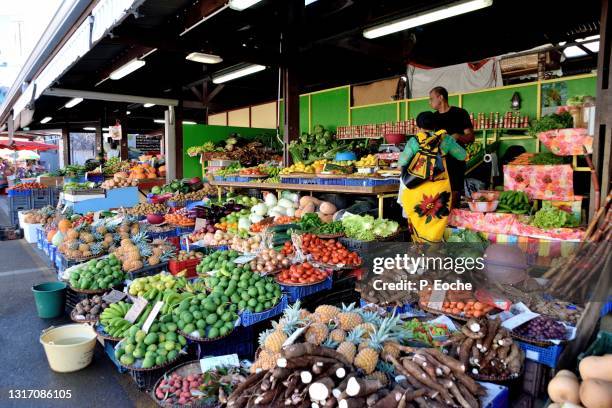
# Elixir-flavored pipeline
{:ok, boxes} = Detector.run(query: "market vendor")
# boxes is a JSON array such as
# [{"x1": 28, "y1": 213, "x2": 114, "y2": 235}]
[
  {"x1": 399, "y1": 111, "x2": 466, "y2": 243},
  {"x1": 429, "y1": 86, "x2": 474, "y2": 203}
]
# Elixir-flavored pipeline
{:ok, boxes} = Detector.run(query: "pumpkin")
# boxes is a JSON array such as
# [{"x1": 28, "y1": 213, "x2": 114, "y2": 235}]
[
  {"x1": 579, "y1": 355, "x2": 612, "y2": 382},
  {"x1": 319, "y1": 201, "x2": 337, "y2": 215},
  {"x1": 52, "y1": 231, "x2": 64, "y2": 247},
  {"x1": 580, "y1": 379, "x2": 612, "y2": 408},
  {"x1": 58, "y1": 219, "x2": 72, "y2": 234},
  {"x1": 548, "y1": 370, "x2": 580, "y2": 404},
  {"x1": 158, "y1": 165, "x2": 166, "y2": 175},
  {"x1": 47, "y1": 229, "x2": 57, "y2": 243}
]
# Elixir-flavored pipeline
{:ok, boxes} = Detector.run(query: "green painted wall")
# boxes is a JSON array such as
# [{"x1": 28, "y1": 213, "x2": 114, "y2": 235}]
[
  {"x1": 310, "y1": 87, "x2": 350, "y2": 131},
  {"x1": 462, "y1": 84, "x2": 538, "y2": 119},
  {"x1": 351, "y1": 103, "x2": 397, "y2": 125},
  {"x1": 408, "y1": 99, "x2": 432, "y2": 119},
  {"x1": 566, "y1": 76, "x2": 597, "y2": 98},
  {"x1": 299, "y1": 95, "x2": 310, "y2": 134},
  {"x1": 182, "y1": 125, "x2": 275, "y2": 178}
]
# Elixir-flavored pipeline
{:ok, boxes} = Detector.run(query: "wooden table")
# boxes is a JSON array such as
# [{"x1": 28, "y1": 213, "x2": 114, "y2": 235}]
[{"x1": 210, "y1": 180, "x2": 399, "y2": 218}]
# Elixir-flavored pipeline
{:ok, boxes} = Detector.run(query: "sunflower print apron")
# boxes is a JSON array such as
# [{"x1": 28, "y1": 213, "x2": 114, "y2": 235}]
[{"x1": 400, "y1": 132, "x2": 452, "y2": 243}]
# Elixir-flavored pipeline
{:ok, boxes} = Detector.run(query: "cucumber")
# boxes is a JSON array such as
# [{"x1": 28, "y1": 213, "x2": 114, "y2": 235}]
[{"x1": 268, "y1": 223, "x2": 300, "y2": 233}]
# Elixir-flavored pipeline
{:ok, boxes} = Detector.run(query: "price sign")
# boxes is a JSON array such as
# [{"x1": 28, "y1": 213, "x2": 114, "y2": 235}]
[
  {"x1": 102, "y1": 289, "x2": 126, "y2": 304},
  {"x1": 124, "y1": 297, "x2": 148, "y2": 323},
  {"x1": 200, "y1": 354, "x2": 240, "y2": 372},
  {"x1": 194, "y1": 218, "x2": 207, "y2": 231},
  {"x1": 427, "y1": 289, "x2": 447, "y2": 311},
  {"x1": 233, "y1": 254, "x2": 256, "y2": 264},
  {"x1": 142, "y1": 301, "x2": 164, "y2": 333}
]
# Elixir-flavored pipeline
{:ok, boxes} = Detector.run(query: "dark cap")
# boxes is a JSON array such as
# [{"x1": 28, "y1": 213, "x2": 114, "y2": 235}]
[{"x1": 416, "y1": 111, "x2": 436, "y2": 130}]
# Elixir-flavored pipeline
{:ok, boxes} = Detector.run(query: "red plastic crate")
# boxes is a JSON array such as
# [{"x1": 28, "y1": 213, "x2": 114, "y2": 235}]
[{"x1": 168, "y1": 258, "x2": 200, "y2": 278}]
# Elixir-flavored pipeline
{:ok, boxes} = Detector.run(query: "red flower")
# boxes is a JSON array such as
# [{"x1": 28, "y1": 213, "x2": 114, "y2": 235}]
[{"x1": 414, "y1": 191, "x2": 451, "y2": 223}]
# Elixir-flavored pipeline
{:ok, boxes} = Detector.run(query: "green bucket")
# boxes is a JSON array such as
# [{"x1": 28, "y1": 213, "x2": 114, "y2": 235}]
[{"x1": 32, "y1": 282, "x2": 67, "y2": 318}]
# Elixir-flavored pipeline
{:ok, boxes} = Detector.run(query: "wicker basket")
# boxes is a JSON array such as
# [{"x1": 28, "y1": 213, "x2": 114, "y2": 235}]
[
  {"x1": 178, "y1": 327, "x2": 236, "y2": 343},
  {"x1": 70, "y1": 308, "x2": 99, "y2": 324},
  {"x1": 150, "y1": 361, "x2": 224, "y2": 408},
  {"x1": 510, "y1": 331, "x2": 569, "y2": 348},
  {"x1": 500, "y1": 54, "x2": 539, "y2": 73}
]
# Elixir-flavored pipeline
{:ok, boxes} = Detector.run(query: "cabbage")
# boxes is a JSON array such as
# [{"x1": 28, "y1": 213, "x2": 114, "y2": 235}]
[
  {"x1": 341, "y1": 214, "x2": 398, "y2": 241},
  {"x1": 249, "y1": 213, "x2": 264, "y2": 224},
  {"x1": 264, "y1": 192, "x2": 277, "y2": 207},
  {"x1": 270, "y1": 206, "x2": 287, "y2": 216},
  {"x1": 277, "y1": 198, "x2": 294, "y2": 209},
  {"x1": 285, "y1": 207, "x2": 296, "y2": 217},
  {"x1": 251, "y1": 203, "x2": 268, "y2": 216},
  {"x1": 238, "y1": 217, "x2": 251, "y2": 230}
]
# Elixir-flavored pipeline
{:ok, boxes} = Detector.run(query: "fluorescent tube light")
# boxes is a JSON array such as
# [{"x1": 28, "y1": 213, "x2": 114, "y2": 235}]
[
  {"x1": 109, "y1": 58, "x2": 146, "y2": 80},
  {"x1": 83, "y1": 127, "x2": 96, "y2": 131},
  {"x1": 228, "y1": 0, "x2": 263, "y2": 11},
  {"x1": 212, "y1": 64, "x2": 266, "y2": 84},
  {"x1": 126, "y1": 111, "x2": 131, "y2": 115},
  {"x1": 143, "y1": 103, "x2": 155, "y2": 108},
  {"x1": 186, "y1": 52, "x2": 223, "y2": 64},
  {"x1": 40, "y1": 117, "x2": 52, "y2": 124},
  {"x1": 102, "y1": 127, "x2": 109, "y2": 131},
  {"x1": 363, "y1": 0, "x2": 493, "y2": 39},
  {"x1": 65, "y1": 98, "x2": 83, "y2": 108},
  {"x1": 154, "y1": 119, "x2": 165, "y2": 124},
  {"x1": 183, "y1": 121, "x2": 197, "y2": 125}
]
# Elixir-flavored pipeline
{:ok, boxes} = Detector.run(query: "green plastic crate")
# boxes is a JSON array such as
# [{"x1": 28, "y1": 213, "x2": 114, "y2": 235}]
[{"x1": 578, "y1": 331, "x2": 612, "y2": 362}]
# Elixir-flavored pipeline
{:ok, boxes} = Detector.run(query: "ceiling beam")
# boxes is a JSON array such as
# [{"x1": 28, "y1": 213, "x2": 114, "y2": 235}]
[
  {"x1": 206, "y1": 84, "x2": 225, "y2": 103},
  {"x1": 44, "y1": 88, "x2": 179, "y2": 106},
  {"x1": 181, "y1": 0, "x2": 228, "y2": 36}
]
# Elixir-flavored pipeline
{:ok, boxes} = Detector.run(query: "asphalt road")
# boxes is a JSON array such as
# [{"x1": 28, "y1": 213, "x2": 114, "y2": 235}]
[{"x1": 0, "y1": 201, "x2": 154, "y2": 408}]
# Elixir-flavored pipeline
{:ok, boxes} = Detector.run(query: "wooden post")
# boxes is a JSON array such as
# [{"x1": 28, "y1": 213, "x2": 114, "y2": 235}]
[
  {"x1": 95, "y1": 120, "x2": 103, "y2": 154},
  {"x1": 175, "y1": 100, "x2": 184, "y2": 179},
  {"x1": 281, "y1": 0, "x2": 304, "y2": 165},
  {"x1": 119, "y1": 113, "x2": 129, "y2": 160},
  {"x1": 61, "y1": 126, "x2": 70, "y2": 166},
  {"x1": 590, "y1": 0, "x2": 611, "y2": 218}
]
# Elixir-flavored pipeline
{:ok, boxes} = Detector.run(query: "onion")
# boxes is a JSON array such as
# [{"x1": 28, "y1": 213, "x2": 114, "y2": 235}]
[
  {"x1": 281, "y1": 259, "x2": 290, "y2": 267},
  {"x1": 257, "y1": 264, "x2": 264, "y2": 272},
  {"x1": 262, "y1": 254, "x2": 270, "y2": 262},
  {"x1": 265, "y1": 265, "x2": 274, "y2": 273},
  {"x1": 276, "y1": 253, "x2": 284, "y2": 262}
]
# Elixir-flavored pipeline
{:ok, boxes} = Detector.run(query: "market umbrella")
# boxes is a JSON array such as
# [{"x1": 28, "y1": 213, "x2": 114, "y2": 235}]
[
  {"x1": 0, "y1": 149, "x2": 15, "y2": 159},
  {"x1": 17, "y1": 150, "x2": 40, "y2": 160}
]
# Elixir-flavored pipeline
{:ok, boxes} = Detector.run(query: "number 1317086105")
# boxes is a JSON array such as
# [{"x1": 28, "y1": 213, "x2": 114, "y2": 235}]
[{"x1": 8, "y1": 389, "x2": 72, "y2": 399}]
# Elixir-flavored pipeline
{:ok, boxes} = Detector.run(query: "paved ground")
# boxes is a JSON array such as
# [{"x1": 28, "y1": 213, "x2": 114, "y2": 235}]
[{"x1": 0, "y1": 199, "x2": 154, "y2": 408}]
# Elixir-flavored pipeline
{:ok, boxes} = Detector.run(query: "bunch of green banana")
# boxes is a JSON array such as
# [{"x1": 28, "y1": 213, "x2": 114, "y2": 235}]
[
  {"x1": 99, "y1": 301, "x2": 133, "y2": 338},
  {"x1": 498, "y1": 190, "x2": 533, "y2": 214},
  {"x1": 161, "y1": 291, "x2": 193, "y2": 314},
  {"x1": 183, "y1": 280, "x2": 207, "y2": 294}
]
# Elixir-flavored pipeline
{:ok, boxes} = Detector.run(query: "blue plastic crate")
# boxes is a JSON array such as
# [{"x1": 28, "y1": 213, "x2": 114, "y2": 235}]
[
  {"x1": 175, "y1": 226, "x2": 194, "y2": 235},
  {"x1": 235, "y1": 176, "x2": 249, "y2": 182},
  {"x1": 280, "y1": 177, "x2": 300, "y2": 184},
  {"x1": 299, "y1": 177, "x2": 319, "y2": 185},
  {"x1": 48, "y1": 244, "x2": 57, "y2": 264},
  {"x1": 42, "y1": 241, "x2": 51, "y2": 257},
  {"x1": 7, "y1": 189, "x2": 32, "y2": 197},
  {"x1": 213, "y1": 175, "x2": 225, "y2": 182},
  {"x1": 103, "y1": 339, "x2": 128, "y2": 373},
  {"x1": 480, "y1": 382, "x2": 509, "y2": 408},
  {"x1": 36, "y1": 228, "x2": 45, "y2": 249},
  {"x1": 9, "y1": 194, "x2": 32, "y2": 210},
  {"x1": 517, "y1": 340, "x2": 564, "y2": 368},
  {"x1": 318, "y1": 178, "x2": 345, "y2": 186},
  {"x1": 86, "y1": 173, "x2": 105, "y2": 183},
  {"x1": 190, "y1": 326, "x2": 255, "y2": 360},
  {"x1": 359, "y1": 299, "x2": 424, "y2": 316},
  {"x1": 601, "y1": 296, "x2": 612, "y2": 317},
  {"x1": 281, "y1": 276, "x2": 333, "y2": 302},
  {"x1": 240, "y1": 295, "x2": 288, "y2": 326},
  {"x1": 345, "y1": 178, "x2": 373, "y2": 187},
  {"x1": 148, "y1": 229, "x2": 178, "y2": 240}
]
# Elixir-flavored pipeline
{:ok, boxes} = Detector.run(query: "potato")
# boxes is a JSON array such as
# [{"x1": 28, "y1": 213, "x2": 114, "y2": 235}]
[
  {"x1": 548, "y1": 371, "x2": 581, "y2": 404},
  {"x1": 580, "y1": 379, "x2": 612, "y2": 408}
]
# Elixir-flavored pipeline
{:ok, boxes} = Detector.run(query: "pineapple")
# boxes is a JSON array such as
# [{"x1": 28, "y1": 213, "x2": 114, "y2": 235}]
[
  {"x1": 336, "y1": 327, "x2": 364, "y2": 363},
  {"x1": 353, "y1": 315, "x2": 400, "y2": 374},
  {"x1": 367, "y1": 371, "x2": 389, "y2": 386},
  {"x1": 329, "y1": 328, "x2": 347, "y2": 343},
  {"x1": 337, "y1": 303, "x2": 363, "y2": 331},
  {"x1": 275, "y1": 301, "x2": 305, "y2": 334},
  {"x1": 78, "y1": 243, "x2": 90, "y2": 253},
  {"x1": 355, "y1": 310, "x2": 383, "y2": 338},
  {"x1": 314, "y1": 305, "x2": 340, "y2": 323},
  {"x1": 80, "y1": 232, "x2": 94, "y2": 243},
  {"x1": 137, "y1": 242, "x2": 153, "y2": 258},
  {"x1": 67, "y1": 229, "x2": 79, "y2": 240},
  {"x1": 322, "y1": 337, "x2": 338, "y2": 349},
  {"x1": 90, "y1": 242, "x2": 103, "y2": 256},
  {"x1": 95, "y1": 225, "x2": 108, "y2": 235},
  {"x1": 381, "y1": 341, "x2": 401, "y2": 360},
  {"x1": 305, "y1": 323, "x2": 329, "y2": 345},
  {"x1": 159, "y1": 249, "x2": 175, "y2": 263},
  {"x1": 250, "y1": 349, "x2": 279, "y2": 373},
  {"x1": 260, "y1": 328, "x2": 287, "y2": 353},
  {"x1": 148, "y1": 255, "x2": 160, "y2": 266}
]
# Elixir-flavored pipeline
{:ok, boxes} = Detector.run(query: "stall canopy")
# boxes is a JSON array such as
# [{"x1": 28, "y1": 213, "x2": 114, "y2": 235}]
[{"x1": 0, "y1": 139, "x2": 58, "y2": 151}]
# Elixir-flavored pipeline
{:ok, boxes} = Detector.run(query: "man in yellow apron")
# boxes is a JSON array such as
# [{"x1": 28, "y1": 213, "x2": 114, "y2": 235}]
[{"x1": 399, "y1": 112, "x2": 466, "y2": 243}]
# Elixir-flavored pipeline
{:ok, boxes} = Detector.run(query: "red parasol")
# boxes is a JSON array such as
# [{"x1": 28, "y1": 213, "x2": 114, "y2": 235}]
[{"x1": 0, "y1": 140, "x2": 58, "y2": 151}]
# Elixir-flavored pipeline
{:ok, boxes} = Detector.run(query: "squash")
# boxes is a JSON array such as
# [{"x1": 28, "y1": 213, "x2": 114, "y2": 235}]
[
  {"x1": 319, "y1": 201, "x2": 337, "y2": 215},
  {"x1": 299, "y1": 196, "x2": 315, "y2": 207},
  {"x1": 317, "y1": 212, "x2": 333, "y2": 223},
  {"x1": 548, "y1": 371, "x2": 581, "y2": 404},
  {"x1": 58, "y1": 219, "x2": 72, "y2": 234},
  {"x1": 301, "y1": 202, "x2": 316, "y2": 214},
  {"x1": 47, "y1": 229, "x2": 57, "y2": 243},
  {"x1": 579, "y1": 355, "x2": 612, "y2": 381},
  {"x1": 580, "y1": 379, "x2": 612, "y2": 408}
]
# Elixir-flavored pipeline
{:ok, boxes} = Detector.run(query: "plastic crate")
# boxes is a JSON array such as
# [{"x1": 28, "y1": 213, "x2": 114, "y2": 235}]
[
  {"x1": 239, "y1": 295, "x2": 288, "y2": 326},
  {"x1": 147, "y1": 229, "x2": 178, "y2": 241},
  {"x1": 600, "y1": 296, "x2": 612, "y2": 317},
  {"x1": 126, "y1": 262, "x2": 168, "y2": 280},
  {"x1": 578, "y1": 331, "x2": 612, "y2": 362},
  {"x1": 281, "y1": 276, "x2": 333, "y2": 302},
  {"x1": 31, "y1": 188, "x2": 51, "y2": 208},
  {"x1": 175, "y1": 226, "x2": 194, "y2": 235},
  {"x1": 129, "y1": 356, "x2": 187, "y2": 391},
  {"x1": 9, "y1": 194, "x2": 32, "y2": 210},
  {"x1": 359, "y1": 299, "x2": 424, "y2": 316},
  {"x1": 299, "y1": 177, "x2": 319, "y2": 185},
  {"x1": 280, "y1": 177, "x2": 300, "y2": 184},
  {"x1": 480, "y1": 382, "x2": 509, "y2": 408},
  {"x1": 36, "y1": 228, "x2": 45, "y2": 249},
  {"x1": 103, "y1": 338, "x2": 128, "y2": 374},
  {"x1": 318, "y1": 178, "x2": 345, "y2": 186},
  {"x1": 516, "y1": 340, "x2": 564, "y2": 368},
  {"x1": 86, "y1": 173, "x2": 105, "y2": 183},
  {"x1": 7, "y1": 189, "x2": 32, "y2": 197},
  {"x1": 49, "y1": 187, "x2": 61, "y2": 206},
  {"x1": 213, "y1": 175, "x2": 225, "y2": 182},
  {"x1": 48, "y1": 244, "x2": 57, "y2": 264},
  {"x1": 168, "y1": 258, "x2": 200, "y2": 278},
  {"x1": 65, "y1": 287, "x2": 89, "y2": 313},
  {"x1": 190, "y1": 326, "x2": 255, "y2": 360}
]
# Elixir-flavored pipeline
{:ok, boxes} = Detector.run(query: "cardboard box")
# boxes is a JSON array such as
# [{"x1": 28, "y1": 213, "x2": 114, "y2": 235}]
[{"x1": 37, "y1": 176, "x2": 64, "y2": 187}]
